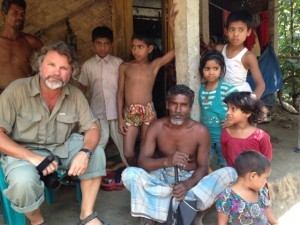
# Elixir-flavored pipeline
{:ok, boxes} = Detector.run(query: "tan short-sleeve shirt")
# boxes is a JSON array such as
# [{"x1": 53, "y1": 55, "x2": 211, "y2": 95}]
[{"x1": 0, "y1": 75, "x2": 96, "y2": 158}]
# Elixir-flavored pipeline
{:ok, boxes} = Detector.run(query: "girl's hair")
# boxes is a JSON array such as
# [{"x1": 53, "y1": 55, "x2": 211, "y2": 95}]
[
  {"x1": 199, "y1": 50, "x2": 226, "y2": 79},
  {"x1": 234, "y1": 150, "x2": 270, "y2": 176},
  {"x1": 131, "y1": 33, "x2": 162, "y2": 61},
  {"x1": 224, "y1": 92, "x2": 268, "y2": 124}
]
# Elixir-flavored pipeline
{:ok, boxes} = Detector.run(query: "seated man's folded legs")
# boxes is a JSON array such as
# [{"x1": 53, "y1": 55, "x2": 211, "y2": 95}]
[{"x1": 2, "y1": 158, "x2": 44, "y2": 214}]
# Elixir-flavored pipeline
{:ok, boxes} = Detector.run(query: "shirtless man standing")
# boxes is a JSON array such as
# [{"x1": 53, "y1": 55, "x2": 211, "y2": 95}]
[
  {"x1": 0, "y1": 0, "x2": 43, "y2": 93},
  {"x1": 122, "y1": 85, "x2": 238, "y2": 225}
]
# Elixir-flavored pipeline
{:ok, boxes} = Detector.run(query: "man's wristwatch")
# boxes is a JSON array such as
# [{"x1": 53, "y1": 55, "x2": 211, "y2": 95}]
[{"x1": 79, "y1": 148, "x2": 93, "y2": 159}]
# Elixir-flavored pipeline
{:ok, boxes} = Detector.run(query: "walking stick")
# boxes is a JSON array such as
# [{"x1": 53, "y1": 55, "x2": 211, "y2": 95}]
[
  {"x1": 174, "y1": 166, "x2": 179, "y2": 184},
  {"x1": 167, "y1": 166, "x2": 199, "y2": 225}
]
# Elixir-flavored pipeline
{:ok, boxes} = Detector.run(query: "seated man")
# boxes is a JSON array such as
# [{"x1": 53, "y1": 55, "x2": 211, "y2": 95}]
[
  {"x1": 122, "y1": 85, "x2": 237, "y2": 225},
  {"x1": 0, "y1": 41, "x2": 106, "y2": 225}
]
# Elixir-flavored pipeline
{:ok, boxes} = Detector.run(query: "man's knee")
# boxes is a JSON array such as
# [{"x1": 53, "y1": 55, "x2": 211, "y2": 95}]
[
  {"x1": 122, "y1": 167, "x2": 142, "y2": 184},
  {"x1": 9, "y1": 175, "x2": 42, "y2": 196},
  {"x1": 5, "y1": 168, "x2": 44, "y2": 206}
]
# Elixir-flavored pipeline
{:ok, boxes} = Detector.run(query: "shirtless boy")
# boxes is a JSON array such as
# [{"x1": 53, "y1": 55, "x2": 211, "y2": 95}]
[
  {"x1": 0, "y1": 0, "x2": 43, "y2": 93},
  {"x1": 117, "y1": 4, "x2": 178, "y2": 166}
]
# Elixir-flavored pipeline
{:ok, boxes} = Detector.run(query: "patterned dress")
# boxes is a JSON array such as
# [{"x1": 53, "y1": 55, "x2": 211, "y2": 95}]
[{"x1": 216, "y1": 187, "x2": 270, "y2": 225}]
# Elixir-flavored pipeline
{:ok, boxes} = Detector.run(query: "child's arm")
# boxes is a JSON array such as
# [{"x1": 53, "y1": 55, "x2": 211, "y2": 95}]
[
  {"x1": 215, "y1": 44, "x2": 224, "y2": 52},
  {"x1": 117, "y1": 63, "x2": 127, "y2": 135},
  {"x1": 259, "y1": 130, "x2": 272, "y2": 161},
  {"x1": 244, "y1": 51, "x2": 265, "y2": 98},
  {"x1": 217, "y1": 211, "x2": 229, "y2": 225},
  {"x1": 151, "y1": 3, "x2": 178, "y2": 75},
  {"x1": 266, "y1": 207, "x2": 279, "y2": 225},
  {"x1": 220, "y1": 129, "x2": 229, "y2": 163}
]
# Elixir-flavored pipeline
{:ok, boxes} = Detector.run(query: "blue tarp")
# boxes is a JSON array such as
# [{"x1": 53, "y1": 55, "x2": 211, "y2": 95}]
[{"x1": 247, "y1": 45, "x2": 283, "y2": 100}]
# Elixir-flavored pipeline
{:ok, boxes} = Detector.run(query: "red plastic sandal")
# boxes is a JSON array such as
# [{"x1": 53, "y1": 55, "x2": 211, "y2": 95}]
[{"x1": 101, "y1": 178, "x2": 124, "y2": 191}]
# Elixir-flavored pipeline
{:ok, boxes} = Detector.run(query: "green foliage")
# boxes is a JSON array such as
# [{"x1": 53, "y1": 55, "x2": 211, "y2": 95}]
[{"x1": 278, "y1": 0, "x2": 300, "y2": 77}]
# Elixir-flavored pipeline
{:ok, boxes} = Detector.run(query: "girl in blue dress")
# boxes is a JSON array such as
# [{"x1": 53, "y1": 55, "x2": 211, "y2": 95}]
[{"x1": 199, "y1": 50, "x2": 237, "y2": 167}]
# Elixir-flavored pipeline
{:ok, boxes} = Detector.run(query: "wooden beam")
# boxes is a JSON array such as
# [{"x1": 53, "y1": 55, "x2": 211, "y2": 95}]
[
  {"x1": 123, "y1": 0, "x2": 133, "y2": 60},
  {"x1": 111, "y1": 0, "x2": 133, "y2": 60},
  {"x1": 200, "y1": 0, "x2": 209, "y2": 44}
]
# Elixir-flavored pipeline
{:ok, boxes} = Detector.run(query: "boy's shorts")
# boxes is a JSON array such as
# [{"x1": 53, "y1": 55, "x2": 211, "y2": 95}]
[{"x1": 125, "y1": 102, "x2": 157, "y2": 127}]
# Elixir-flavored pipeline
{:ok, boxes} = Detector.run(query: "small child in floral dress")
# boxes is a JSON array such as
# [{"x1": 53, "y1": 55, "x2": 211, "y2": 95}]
[{"x1": 216, "y1": 151, "x2": 279, "y2": 225}]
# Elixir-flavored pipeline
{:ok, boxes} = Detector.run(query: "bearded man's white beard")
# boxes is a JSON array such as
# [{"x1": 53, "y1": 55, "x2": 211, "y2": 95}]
[
  {"x1": 45, "y1": 79, "x2": 64, "y2": 90},
  {"x1": 170, "y1": 118, "x2": 184, "y2": 125}
]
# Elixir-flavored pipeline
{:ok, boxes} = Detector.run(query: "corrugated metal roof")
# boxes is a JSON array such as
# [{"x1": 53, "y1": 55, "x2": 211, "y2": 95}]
[
  {"x1": 133, "y1": 0, "x2": 161, "y2": 19},
  {"x1": 210, "y1": 0, "x2": 268, "y2": 13}
]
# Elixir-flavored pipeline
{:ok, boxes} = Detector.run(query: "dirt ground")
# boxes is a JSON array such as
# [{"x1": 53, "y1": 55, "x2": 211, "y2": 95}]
[{"x1": 0, "y1": 104, "x2": 299, "y2": 225}]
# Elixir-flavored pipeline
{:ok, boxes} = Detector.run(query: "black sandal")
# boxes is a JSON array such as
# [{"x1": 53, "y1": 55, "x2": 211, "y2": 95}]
[{"x1": 77, "y1": 212, "x2": 109, "y2": 225}]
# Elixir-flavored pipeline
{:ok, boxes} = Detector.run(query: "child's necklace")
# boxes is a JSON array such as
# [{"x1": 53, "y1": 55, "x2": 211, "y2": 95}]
[{"x1": 204, "y1": 80, "x2": 219, "y2": 103}]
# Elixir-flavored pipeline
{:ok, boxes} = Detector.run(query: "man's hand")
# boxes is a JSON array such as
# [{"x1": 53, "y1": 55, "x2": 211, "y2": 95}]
[
  {"x1": 31, "y1": 155, "x2": 59, "y2": 176},
  {"x1": 172, "y1": 182, "x2": 188, "y2": 201},
  {"x1": 68, "y1": 151, "x2": 89, "y2": 176},
  {"x1": 167, "y1": 152, "x2": 190, "y2": 168},
  {"x1": 118, "y1": 118, "x2": 128, "y2": 135}
]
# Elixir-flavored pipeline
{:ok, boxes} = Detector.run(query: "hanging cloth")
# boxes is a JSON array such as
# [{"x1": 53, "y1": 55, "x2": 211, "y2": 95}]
[
  {"x1": 257, "y1": 10, "x2": 269, "y2": 50},
  {"x1": 245, "y1": 28, "x2": 256, "y2": 51},
  {"x1": 222, "y1": 10, "x2": 230, "y2": 36},
  {"x1": 247, "y1": 45, "x2": 283, "y2": 99}
]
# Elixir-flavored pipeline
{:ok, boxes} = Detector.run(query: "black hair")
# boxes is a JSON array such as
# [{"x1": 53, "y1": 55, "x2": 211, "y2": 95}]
[
  {"x1": 224, "y1": 92, "x2": 268, "y2": 124},
  {"x1": 199, "y1": 50, "x2": 226, "y2": 79},
  {"x1": 91, "y1": 26, "x2": 113, "y2": 42},
  {"x1": 225, "y1": 10, "x2": 252, "y2": 30},
  {"x1": 1, "y1": 0, "x2": 26, "y2": 14},
  {"x1": 166, "y1": 85, "x2": 195, "y2": 107},
  {"x1": 132, "y1": 33, "x2": 154, "y2": 46},
  {"x1": 131, "y1": 33, "x2": 162, "y2": 61},
  {"x1": 234, "y1": 150, "x2": 270, "y2": 177}
]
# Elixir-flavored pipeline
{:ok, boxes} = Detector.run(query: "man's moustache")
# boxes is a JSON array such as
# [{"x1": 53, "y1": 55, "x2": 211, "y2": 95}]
[
  {"x1": 170, "y1": 113, "x2": 184, "y2": 116},
  {"x1": 47, "y1": 75, "x2": 62, "y2": 81}
]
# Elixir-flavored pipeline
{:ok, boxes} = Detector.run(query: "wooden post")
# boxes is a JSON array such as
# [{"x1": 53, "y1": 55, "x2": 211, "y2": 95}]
[
  {"x1": 112, "y1": 0, "x2": 133, "y2": 60},
  {"x1": 268, "y1": 0, "x2": 278, "y2": 54},
  {"x1": 200, "y1": 0, "x2": 209, "y2": 44}
]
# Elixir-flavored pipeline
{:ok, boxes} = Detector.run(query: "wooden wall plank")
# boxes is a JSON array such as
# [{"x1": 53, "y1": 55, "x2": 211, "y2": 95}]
[{"x1": 112, "y1": 0, "x2": 133, "y2": 60}]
